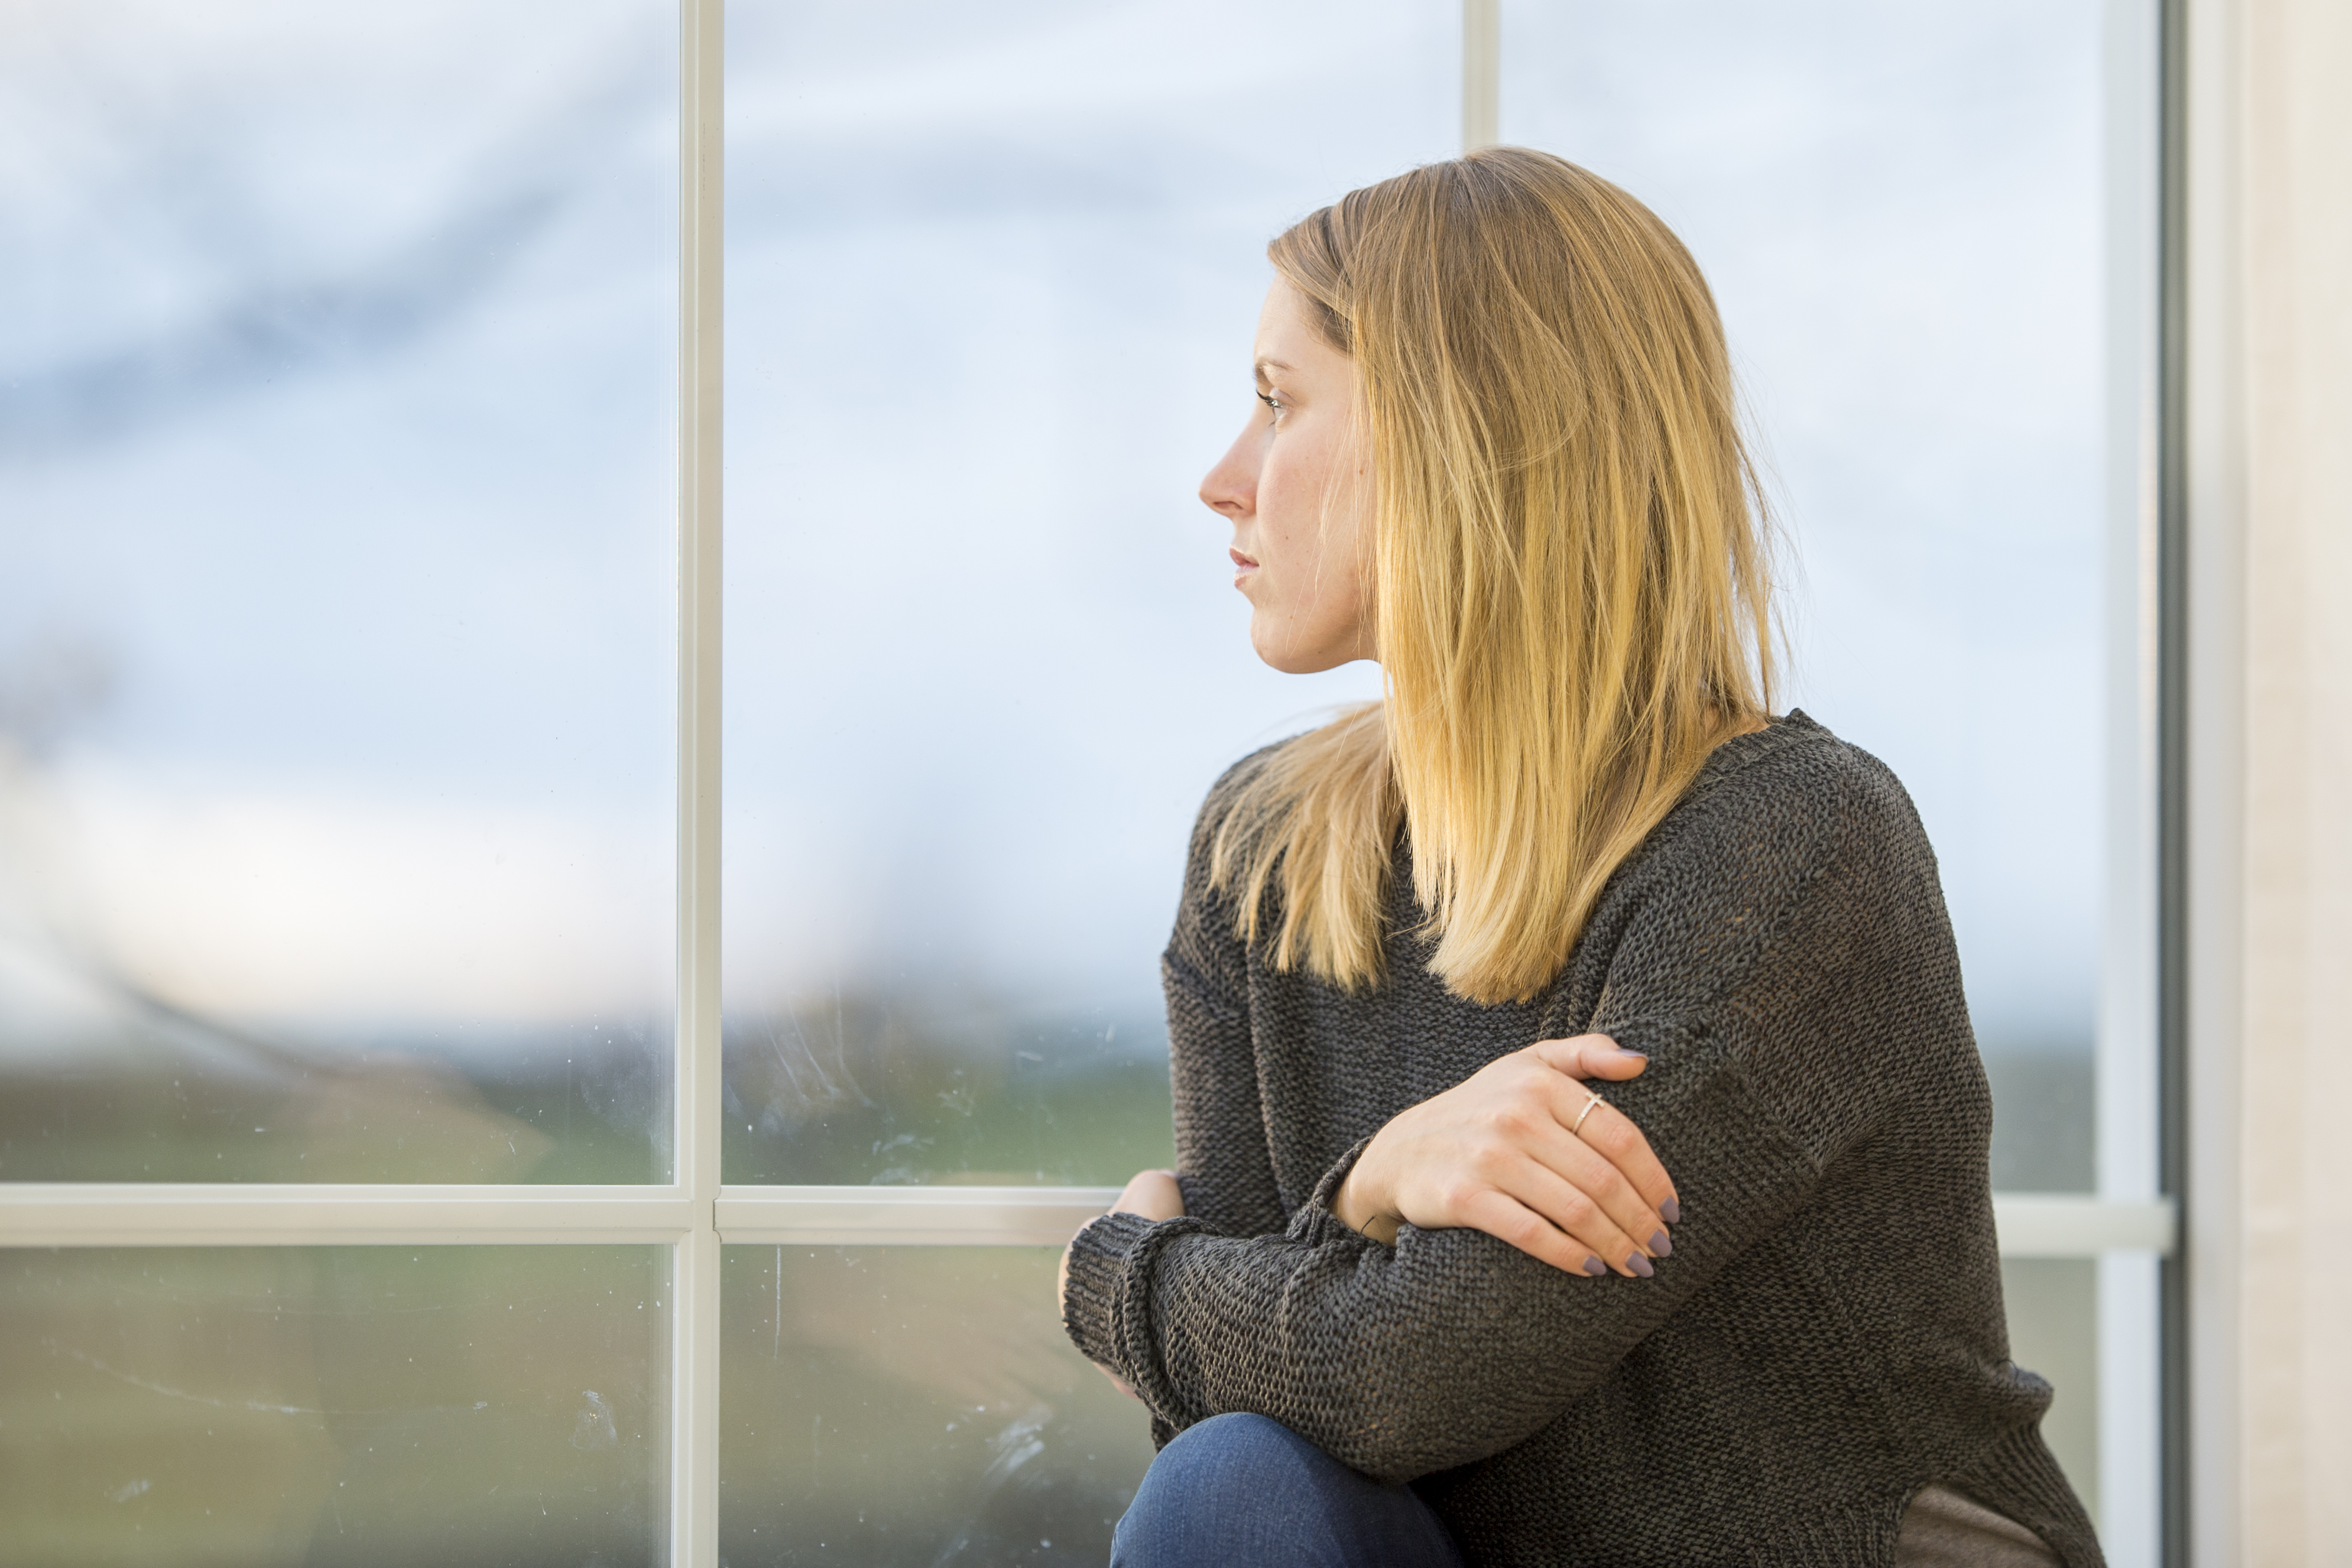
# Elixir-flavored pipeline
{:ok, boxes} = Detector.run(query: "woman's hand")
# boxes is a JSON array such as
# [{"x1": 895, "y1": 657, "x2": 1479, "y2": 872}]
[
  {"x1": 1108, "y1": 1167, "x2": 1186, "y2": 1224},
  {"x1": 1060, "y1": 1168, "x2": 1185, "y2": 1398},
  {"x1": 1333, "y1": 1034, "x2": 1680, "y2": 1278},
  {"x1": 1059, "y1": 1168, "x2": 1185, "y2": 1311}
]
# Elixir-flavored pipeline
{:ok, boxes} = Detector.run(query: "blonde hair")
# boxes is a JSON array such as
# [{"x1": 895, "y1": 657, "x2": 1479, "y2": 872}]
[{"x1": 1211, "y1": 147, "x2": 1776, "y2": 1006}]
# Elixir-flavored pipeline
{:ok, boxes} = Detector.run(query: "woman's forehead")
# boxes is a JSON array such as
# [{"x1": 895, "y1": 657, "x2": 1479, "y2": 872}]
[{"x1": 1254, "y1": 281, "x2": 1341, "y2": 375}]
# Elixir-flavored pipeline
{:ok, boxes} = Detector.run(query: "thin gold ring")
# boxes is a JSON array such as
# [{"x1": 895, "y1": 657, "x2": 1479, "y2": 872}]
[{"x1": 1572, "y1": 1089, "x2": 1604, "y2": 1136}]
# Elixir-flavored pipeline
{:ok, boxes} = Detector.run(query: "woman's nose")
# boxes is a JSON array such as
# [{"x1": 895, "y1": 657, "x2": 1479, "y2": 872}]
[{"x1": 1199, "y1": 424, "x2": 1257, "y2": 518}]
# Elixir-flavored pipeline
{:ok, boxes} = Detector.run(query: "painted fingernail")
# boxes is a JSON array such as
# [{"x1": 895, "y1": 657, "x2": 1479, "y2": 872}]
[
  {"x1": 1582, "y1": 1257, "x2": 1607, "y2": 1277},
  {"x1": 1650, "y1": 1230, "x2": 1672, "y2": 1258},
  {"x1": 1626, "y1": 1253, "x2": 1655, "y2": 1278},
  {"x1": 1659, "y1": 1198, "x2": 1681, "y2": 1224},
  {"x1": 1612, "y1": 1048, "x2": 1647, "y2": 1060}
]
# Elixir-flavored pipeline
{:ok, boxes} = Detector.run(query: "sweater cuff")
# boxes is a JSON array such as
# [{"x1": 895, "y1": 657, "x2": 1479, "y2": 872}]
[
  {"x1": 1290, "y1": 1135, "x2": 1378, "y2": 1247},
  {"x1": 1060, "y1": 1209, "x2": 1156, "y2": 1370}
]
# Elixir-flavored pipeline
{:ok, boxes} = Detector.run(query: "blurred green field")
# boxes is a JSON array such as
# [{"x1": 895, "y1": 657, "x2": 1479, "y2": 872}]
[
  {"x1": 0, "y1": 1246, "x2": 666, "y2": 1568},
  {"x1": 0, "y1": 1034, "x2": 2098, "y2": 1561},
  {"x1": 721, "y1": 1001, "x2": 1176, "y2": 1187},
  {"x1": 0, "y1": 1036, "x2": 665, "y2": 1186},
  {"x1": 0, "y1": 1004, "x2": 1175, "y2": 1189},
  {"x1": 721, "y1": 1246, "x2": 1156, "y2": 1565},
  {"x1": 0, "y1": 1246, "x2": 2101, "y2": 1565}
]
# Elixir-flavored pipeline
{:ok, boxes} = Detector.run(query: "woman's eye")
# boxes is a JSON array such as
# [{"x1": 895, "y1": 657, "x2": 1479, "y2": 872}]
[{"x1": 1257, "y1": 390, "x2": 1284, "y2": 423}]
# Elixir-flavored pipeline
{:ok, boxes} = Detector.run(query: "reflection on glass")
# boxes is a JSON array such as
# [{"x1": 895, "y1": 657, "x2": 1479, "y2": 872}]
[
  {"x1": 722, "y1": 998, "x2": 1175, "y2": 1186},
  {"x1": 1986, "y1": 1054, "x2": 2097, "y2": 1192},
  {"x1": 721, "y1": 0, "x2": 1452, "y2": 1185},
  {"x1": 0, "y1": 1246, "x2": 667, "y2": 1567},
  {"x1": 1496, "y1": 0, "x2": 2108, "y2": 1187},
  {"x1": 0, "y1": 1, "x2": 678, "y2": 1181},
  {"x1": 722, "y1": 1246, "x2": 1154, "y2": 1564},
  {"x1": 2003, "y1": 1259, "x2": 2099, "y2": 1520}
]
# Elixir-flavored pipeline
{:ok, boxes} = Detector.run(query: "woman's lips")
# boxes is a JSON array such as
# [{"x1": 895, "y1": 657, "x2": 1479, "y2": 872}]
[{"x1": 1229, "y1": 548, "x2": 1260, "y2": 579}]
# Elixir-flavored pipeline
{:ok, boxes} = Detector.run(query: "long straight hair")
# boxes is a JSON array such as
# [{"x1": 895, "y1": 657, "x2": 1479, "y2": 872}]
[{"x1": 1211, "y1": 148, "x2": 1776, "y2": 1006}]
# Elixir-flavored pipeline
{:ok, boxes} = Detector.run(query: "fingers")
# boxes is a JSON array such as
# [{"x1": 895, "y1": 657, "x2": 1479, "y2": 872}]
[
  {"x1": 1529, "y1": 1033, "x2": 1649, "y2": 1083},
  {"x1": 1455, "y1": 1186, "x2": 1612, "y2": 1278},
  {"x1": 1508, "y1": 1150, "x2": 1667, "y2": 1275},
  {"x1": 1566, "y1": 1095, "x2": 1679, "y2": 1225},
  {"x1": 1441, "y1": 1103, "x2": 1659, "y2": 1277},
  {"x1": 1511, "y1": 1125, "x2": 1668, "y2": 1271},
  {"x1": 1469, "y1": 1083, "x2": 1647, "y2": 1244},
  {"x1": 1527, "y1": 1039, "x2": 1682, "y2": 1226},
  {"x1": 1373, "y1": 1043, "x2": 1684, "y2": 1278}
]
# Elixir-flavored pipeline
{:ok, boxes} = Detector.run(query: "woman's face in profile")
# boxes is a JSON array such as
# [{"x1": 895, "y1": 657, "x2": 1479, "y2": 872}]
[{"x1": 1198, "y1": 279, "x2": 1376, "y2": 674}]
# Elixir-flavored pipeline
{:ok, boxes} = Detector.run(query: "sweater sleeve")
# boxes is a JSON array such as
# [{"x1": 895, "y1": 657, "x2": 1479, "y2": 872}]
[
  {"x1": 1060, "y1": 758, "x2": 1960, "y2": 1484},
  {"x1": 1155, "y1": 751, "x2": 1289, "y2": 1240},
  {"x1": 1163, "y1": 952, "x2": 1286, "y2": 1238}
]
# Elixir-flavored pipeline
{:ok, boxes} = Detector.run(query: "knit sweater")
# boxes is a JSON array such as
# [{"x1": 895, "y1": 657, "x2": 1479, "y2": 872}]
[{"x1": 1061, "y1": 712, "x2": 2103, "y2": 1567}]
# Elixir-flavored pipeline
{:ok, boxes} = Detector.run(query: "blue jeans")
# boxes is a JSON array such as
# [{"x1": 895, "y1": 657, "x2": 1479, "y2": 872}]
[{"x1": 1111, "y1": 1413, "x2": 1467, "y2": 1567}]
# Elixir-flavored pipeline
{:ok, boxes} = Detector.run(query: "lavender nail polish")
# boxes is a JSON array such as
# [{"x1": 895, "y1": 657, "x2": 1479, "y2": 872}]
[
  {"x1": 1650, "y1": 1230, "x2": 1673, "y2": 1258},
  {"x1": 1626, "y1": 1253, "x2": 1655, "y2": 1278},
  {"x1": 1659, "y1": 1198, "x2": 1681, "y2": 1224},
  {"x1": 1582, "y1": 1257, "x2": 1607, "y2": 1277}
]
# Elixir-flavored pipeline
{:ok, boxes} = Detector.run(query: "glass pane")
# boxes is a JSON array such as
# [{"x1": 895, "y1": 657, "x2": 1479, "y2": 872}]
[
  {"x1": 0, "y1": 1245, "x2": 667, "y2": 1567},
  {"x1": 1497, "y1": 0, "x2": 2106, "y2": 1192},
  {"x1": 2003, "y1": 1259, "x2": 2099, "y2": 1518},
  {"x1": 1497, "y1": 0, "x2": 2120, "y2": 1516},
  {"x1": 721, "y1": 0, "x2": 1454, "y2": 1186},
  {"x1": 0, "y1": 2, "x2": 677, "y2": 1180},
  {"x1": 722, "y1": 1245, "x2": 1154, "y2": 1563}
]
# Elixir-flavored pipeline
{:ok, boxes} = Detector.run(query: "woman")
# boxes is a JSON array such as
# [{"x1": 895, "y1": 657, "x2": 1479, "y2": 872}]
[{"x1": 1059, "y1": 148, "x2": 2099, "y2": 1567}]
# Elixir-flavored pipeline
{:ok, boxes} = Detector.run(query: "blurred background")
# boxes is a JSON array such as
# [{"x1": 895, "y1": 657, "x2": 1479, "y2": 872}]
[
  {"x1": 0, "y1": 0, "x2": 680, "y2": 1186},
  {"x1": 719, "y1": 0, "x2": 2104, "y2": 1196},
  {"x1": 1, "y1": 0, "x2": 2120, "y2": 1560}
]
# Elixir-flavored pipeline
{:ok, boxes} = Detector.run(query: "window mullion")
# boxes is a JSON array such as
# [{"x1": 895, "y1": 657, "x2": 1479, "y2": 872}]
[
  {"x1": 672, "y1": 0, "x2": 726, "y2": 1564},
  {"x1": 0, "y1": 1184, "x2": 696, "y2": 1246}
]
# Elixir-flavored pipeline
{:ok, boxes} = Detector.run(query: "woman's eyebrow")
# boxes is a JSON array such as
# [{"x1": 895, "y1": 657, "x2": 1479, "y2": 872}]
[{"x1": 1254, "y1": 358, "x2": 1296, "y2": 377}]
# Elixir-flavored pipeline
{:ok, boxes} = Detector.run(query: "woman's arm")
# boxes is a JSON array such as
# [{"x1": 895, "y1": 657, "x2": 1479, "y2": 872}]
[
  {"x1": 1331, "y1": 1034, "x2": 1678, "y2": 1277},
  {"x1": 1151, "y1": 754, "x2": 1289, "y2": 1238},
  {"x1": 1163, "y1": 875, "x2": 1676, "y2": 1273},
  {"x1": 1160, "y1": 947, "x2": 1286, "y2": 1237},
  {"x1": 1155, "y1": 754, "x2": 1678, "y2": 1261},
  {"x1": 1063, "y1": 1045, "x2": 1814, "y2": 1483},
  {"x1": 1061, "y1": 767, "x2": 1951, "y2": 1483},
  {"x1": 1098, "y1": 1034, "x2": 1675, "y2": 1293}
]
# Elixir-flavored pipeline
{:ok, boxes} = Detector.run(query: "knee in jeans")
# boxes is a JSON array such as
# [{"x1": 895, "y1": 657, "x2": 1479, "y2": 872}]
[
  {"x1": 1117, "y1": 1414, "x2": 1460, "y2": 1568},
  {"x1": 1124, "y1": 1413, "x2": 1321, "y2": 1520},
  {"x1": 1141, "y1": 1413, "x2": 1306, "y2": 1492}
]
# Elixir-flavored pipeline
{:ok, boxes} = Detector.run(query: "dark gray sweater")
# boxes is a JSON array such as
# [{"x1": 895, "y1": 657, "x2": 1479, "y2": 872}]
[{"x1": 1061, "y1": 713, "x2": 2102, "y2": 1567}]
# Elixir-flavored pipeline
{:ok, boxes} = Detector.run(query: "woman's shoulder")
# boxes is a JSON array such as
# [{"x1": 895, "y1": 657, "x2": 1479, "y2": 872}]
[
  {"x1": 1182, "y1": 731, "x2": 1311, "y2": 862},
  {"x1": 1168, "y1": 735, "x2": 1304, "y2": 942},
  {"x1": 1693, "y1": 710, "x2": 1921, "y2": 830},
  {"x1": 1577, "y1": 716, "x2": 1959, "y2": 1041},
  {"x1": 1201, "y1": 733, "x2": 1300, "y2": 810},
  {"x1": 1636, "y1": 710, "x2": 1939, "y2": 903}
]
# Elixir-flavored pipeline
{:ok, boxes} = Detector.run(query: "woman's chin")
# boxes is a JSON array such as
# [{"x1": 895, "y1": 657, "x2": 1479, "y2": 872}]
[{"x1": 1250, "y1": 626, "x2": 1365, "y2": 677}]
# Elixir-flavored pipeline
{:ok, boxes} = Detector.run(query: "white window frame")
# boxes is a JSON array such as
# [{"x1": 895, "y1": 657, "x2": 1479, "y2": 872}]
[{"x1": 0, "y1": 5, "x2": 2178, "y2": 1566}]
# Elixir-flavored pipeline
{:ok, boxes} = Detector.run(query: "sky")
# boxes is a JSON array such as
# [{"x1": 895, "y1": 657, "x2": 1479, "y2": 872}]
[{"x1": 0, "y1": 0, "x2": 2112, "y2": 1063}]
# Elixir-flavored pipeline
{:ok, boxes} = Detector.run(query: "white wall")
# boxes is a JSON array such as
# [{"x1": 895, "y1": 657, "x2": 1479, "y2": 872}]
[{"x1": 2186, "y1": 0, "x2": 2352, "y2": 1560}]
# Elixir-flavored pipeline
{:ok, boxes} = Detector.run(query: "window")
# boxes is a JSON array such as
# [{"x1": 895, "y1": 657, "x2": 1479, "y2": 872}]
[
  {"x1": 1488, "y1": 5, "x2": 2171, "y2": 1557},
  {"x1": 1, "y1": 4, "x2": 2172, "y2": 1564}
]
